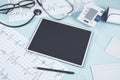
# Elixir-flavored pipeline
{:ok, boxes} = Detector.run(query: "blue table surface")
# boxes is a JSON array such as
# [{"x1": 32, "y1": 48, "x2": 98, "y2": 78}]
[{"x1": 0, "y1": 0, "x2": 120, "y2": 80}]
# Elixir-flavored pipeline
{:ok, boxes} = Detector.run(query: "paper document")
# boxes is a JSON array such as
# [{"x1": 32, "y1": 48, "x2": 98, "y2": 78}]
[
  {"x1": 8, "y1": 0, "x2": 35, "y2": 21},
  {"x1": 0, "y1": 25, "x2": 67, "y2": 80},
  {"x1": 8, "y1": 0, "x2": 93, "y2": 21},
  {"x1": 91, "y1": 64, "x2": 120, "y2": 80},
  {"x1": 105, "y1": 37, "x2": 120, "y2": 59}
]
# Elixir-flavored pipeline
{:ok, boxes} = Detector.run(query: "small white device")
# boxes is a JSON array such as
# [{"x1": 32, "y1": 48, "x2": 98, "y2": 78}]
[
  {"x1": 103, "y1": 7, "x2": 120, "y2": 24},
  {"x1": 77, "y1": 4, "x2": 104, "y2": 27}
]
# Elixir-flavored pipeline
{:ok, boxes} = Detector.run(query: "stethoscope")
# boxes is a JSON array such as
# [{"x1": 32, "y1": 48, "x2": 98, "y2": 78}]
[{"x1": 0, "y1": 0, "x2": 74, "y2": 28}]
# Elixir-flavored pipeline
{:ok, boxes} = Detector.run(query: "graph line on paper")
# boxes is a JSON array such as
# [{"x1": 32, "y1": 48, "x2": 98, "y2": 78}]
[
  {"x1": 8, "y1": 0, "x2": 93, "y2": 21},
  {"x1": 0, "y1": 24, "x2": 67, "y2": 80}
]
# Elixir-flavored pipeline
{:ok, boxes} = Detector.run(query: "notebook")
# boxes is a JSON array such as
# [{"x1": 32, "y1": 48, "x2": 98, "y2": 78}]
[
  {"x1": 28, "y1": 19, "x2": 92, "y2": 67},
  {"x1": 91, "y1": 64, "x2": 120, "y2": 80}
]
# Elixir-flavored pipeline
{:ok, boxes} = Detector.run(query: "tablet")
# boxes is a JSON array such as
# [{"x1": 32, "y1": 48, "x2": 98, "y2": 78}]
[{"x1": 27, "y1": 19, "x2": 92, "y2": 67}]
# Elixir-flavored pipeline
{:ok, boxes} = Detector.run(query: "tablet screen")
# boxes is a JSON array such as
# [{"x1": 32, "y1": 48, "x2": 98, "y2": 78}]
[{"x1": 28, "y1": 19, "x2": 92, "y2": 66}]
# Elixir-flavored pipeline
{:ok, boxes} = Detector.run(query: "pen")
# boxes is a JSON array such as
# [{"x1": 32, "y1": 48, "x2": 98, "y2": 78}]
[{"x1": 34, "y1": 67, "x2": 74, "y2": 74}]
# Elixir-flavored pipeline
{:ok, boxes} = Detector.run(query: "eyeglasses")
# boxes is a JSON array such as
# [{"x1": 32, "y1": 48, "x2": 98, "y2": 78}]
[{"x1": 0, "y1": 0, "x2": 35, "y2": 14}]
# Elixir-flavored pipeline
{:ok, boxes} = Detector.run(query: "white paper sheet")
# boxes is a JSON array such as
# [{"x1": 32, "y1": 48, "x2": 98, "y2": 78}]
[
  {"x1": 0, "y1": 25, "x2": 67, "y2": 80},
  {"x1": 105, "y1": 37, "x2": 120, "y2": 59},
  {"x1": 8, "y1": 0, "x2": 93, "y2": 21},
  {"x1": 91, "y1": 64, "x2": 120, "y2": 80}
]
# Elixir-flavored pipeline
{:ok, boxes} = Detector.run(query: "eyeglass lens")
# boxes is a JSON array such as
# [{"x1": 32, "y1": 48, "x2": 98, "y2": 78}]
[{"x1": 18, "y1": 0, "x2": 35, "y2": 8}]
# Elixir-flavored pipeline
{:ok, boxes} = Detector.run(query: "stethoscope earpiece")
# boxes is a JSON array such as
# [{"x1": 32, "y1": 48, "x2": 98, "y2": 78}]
[{"x1": 34, "y1": 9, "x2": 42, "y2": 15}]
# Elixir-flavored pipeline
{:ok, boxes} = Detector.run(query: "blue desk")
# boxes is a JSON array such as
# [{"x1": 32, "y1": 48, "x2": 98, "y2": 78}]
[{"x1": 1, "y1": 0, "x2": 120, "y2": 80}]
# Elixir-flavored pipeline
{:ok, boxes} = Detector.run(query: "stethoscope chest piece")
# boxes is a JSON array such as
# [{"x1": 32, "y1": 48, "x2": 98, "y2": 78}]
[{"x1": 34, "y1": 9, "x2": 42, "y2": 15}]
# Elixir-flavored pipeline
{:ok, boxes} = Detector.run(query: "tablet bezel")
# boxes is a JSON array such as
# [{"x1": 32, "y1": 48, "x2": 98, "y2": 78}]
[{"x1": 26, "y1": 18, "x2": 93, "y2": 67}]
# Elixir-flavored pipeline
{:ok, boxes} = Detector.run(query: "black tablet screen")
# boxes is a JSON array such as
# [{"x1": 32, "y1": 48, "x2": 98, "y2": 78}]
[{"x1": 28, "y1": 19, "x2": 91, "y2": 66}]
